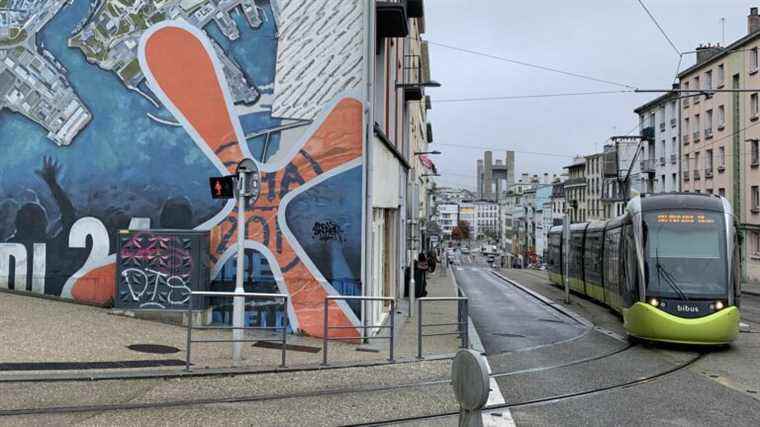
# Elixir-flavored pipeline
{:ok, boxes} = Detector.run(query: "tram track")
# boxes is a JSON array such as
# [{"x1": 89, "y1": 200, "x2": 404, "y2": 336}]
[
  {"x1": 349, "y1": 351, "x2": 705, "y2": 427},
  {"x1": 0, "y1": 340, "x2": 639, "y2": 418}
]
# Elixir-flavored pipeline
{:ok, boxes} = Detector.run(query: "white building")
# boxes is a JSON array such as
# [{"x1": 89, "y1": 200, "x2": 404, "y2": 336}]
[
  {"x1": 474, "y1": 201, "x2": 499, "y2": 240},
  {"x1": 436, "y1": 203, "x2": 458, "y2": 237},
  {"x1": 634, "y1": 91, "x2": 681, "y2": 193}
]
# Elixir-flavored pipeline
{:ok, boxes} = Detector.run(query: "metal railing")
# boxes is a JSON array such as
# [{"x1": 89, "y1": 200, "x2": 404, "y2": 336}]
[
  {"x1": 185, "y1": 291, "x2": 289, "y2": 371},
  {"x1": 322, "y1": 295, "x2": 396, "y2": 365},
  {"x1": 416, "y1": 296, "x2": 469, "y2": 359}
]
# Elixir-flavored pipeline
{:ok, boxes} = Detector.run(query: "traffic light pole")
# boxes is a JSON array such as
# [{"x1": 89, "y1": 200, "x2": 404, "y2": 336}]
[{"x1": 232, "y1": 169, "x2": 247, "y2": 366}]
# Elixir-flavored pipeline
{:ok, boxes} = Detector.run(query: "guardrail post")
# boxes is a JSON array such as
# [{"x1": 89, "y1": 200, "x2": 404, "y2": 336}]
[
  {"x1": 281, "y1": 297, "x2": 288, "y2": 368},
  {"x1": 322, "y1": 297, "x2": 329, "y2": 366},
  {"x1": 417, "y1": 298, "x2": 423, "y2": 359},
  {"x1": 388, "y1": 300, "x2": 395, "y2": 362},
  {"x1": 185, "y1": 299, "x2": 192, "y2": 372}
]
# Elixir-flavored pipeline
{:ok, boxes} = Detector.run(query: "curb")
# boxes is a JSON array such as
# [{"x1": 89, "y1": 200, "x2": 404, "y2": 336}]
[
  {"x1": 490, "y1": 270, "x2": 593, "y2": 328},
  {"x1": 0, "y1": 353, "x2": 456, "y2": 384}
]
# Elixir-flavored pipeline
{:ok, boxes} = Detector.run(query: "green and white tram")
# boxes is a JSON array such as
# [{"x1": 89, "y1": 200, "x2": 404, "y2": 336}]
[{"x1": 546, "y1": 193, "x2": 740, "y2": 345}]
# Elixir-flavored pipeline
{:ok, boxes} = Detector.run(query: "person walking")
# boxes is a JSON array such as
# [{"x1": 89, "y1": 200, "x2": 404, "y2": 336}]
[{"x1": 414, "y1": 253, "x2": 429, "y2": 298}]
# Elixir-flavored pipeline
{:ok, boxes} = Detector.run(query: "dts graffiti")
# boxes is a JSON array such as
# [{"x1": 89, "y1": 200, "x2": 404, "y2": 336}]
[{"x1": 116, "y1": 231, "x2": 208, "y2": 310}]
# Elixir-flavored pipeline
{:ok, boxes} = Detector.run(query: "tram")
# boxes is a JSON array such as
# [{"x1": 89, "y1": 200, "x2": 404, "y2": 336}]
[{"x1": 546, "y1": 193, "x2": 740, "y2": 345}]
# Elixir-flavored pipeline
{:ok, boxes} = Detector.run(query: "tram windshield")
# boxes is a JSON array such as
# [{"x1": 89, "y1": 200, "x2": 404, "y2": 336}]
[{"x1": 643, "y1": 210, "x2": 727, "y2": 298}]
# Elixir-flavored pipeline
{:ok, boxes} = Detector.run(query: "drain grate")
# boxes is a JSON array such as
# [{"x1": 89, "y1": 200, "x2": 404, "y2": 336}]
[
  {"x1": 253, "y1": 341, "x2": 321, "y2": 353},
  {"x1": 127, "y1": 344, "x2": 181, "y2": 354}
]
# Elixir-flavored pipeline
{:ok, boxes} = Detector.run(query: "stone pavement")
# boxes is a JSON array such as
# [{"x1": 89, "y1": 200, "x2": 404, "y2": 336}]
[{"x1": 0, "y1": 268, "x2": 463, "y2": 381}]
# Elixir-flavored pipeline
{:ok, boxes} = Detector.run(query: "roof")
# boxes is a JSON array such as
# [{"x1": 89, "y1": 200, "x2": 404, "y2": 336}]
[
  {"x1": 564, "y1": 157, "x2": 585, "y2": 169},
  {"x1": 678, "y1": 30, "x2": 760, "y2": 78},
  {"x1": 633, "y1": 91, "x2": 677, "y2": 115}
]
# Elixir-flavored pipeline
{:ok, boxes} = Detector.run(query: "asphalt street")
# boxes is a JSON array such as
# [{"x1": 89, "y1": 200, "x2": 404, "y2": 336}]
[{"x1": 450, "y1": 252, "x2": 760, "y2": 426}]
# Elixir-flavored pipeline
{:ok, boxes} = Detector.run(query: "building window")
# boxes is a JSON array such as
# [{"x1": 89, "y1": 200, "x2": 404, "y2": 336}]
[
  {"x1": 719, "y1": 146, "x2": 725, "y2": 168},
  {"x1": 683, "y1": 81, "x2": 690, "y2": 106},
  {"x1": 752, "y1": 47, "x2": 759, "y2": 73},
  {"x1": 672, "y1": 173, "x2": 677, "y2": 190},
  {"x1": 753, "y1": 186, "x2": 760, "y2": 212},
  {"x1": 694, "y1": 114, "x2": 700, "y2": 134},
  {"x1": 705, "y1": 110, "x2": 713, "y2": 137},
  {"x1": 706, "y1": 149, "x2": 713, "y2": 171},
  {"x1": 719, "y1": 188, "x2": 726, "y2": 197},
  {"x1": 718, "y1": 63, "x2": 725, "y2": 86},
  {"x1": 705, "y1": 70, "x2": 712, "y2": 90},
  {"x1": 753, "y1": 232, "x2": 760, "y2": 257},
  {"x1": 718, "y1": 105, "x2": 725, "y2": 128},
  {"x1": 752, "y1": 94, "x2": 759, "y2": 119},
  {"x1": 753, "y1": 140, "x2": 760, "y2": 165}
]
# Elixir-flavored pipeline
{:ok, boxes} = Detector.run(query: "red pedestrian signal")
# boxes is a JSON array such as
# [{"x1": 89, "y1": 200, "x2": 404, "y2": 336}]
[{"x1": 209, "y1": 176, "x2": 236, "y2": 199}]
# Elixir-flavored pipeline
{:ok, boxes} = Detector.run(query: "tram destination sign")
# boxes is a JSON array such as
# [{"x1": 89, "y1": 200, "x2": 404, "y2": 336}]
[{"x1": 656, "y1": 213, "x2": 715, "y2": 225}]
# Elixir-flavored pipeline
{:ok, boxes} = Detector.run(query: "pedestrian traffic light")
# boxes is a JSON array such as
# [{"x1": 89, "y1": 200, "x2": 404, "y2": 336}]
[{"x1": 209, "y1": 176, "x2": 236, "y2": 199}]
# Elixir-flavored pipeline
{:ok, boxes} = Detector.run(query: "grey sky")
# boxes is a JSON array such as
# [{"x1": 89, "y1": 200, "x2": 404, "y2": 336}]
[{"x1": 424, "y1": 0, "x2": 755, "y2": 190}]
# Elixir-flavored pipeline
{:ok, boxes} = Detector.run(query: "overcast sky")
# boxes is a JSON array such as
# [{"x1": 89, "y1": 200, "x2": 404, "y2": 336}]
[{"x1": 423, "y1": 0, "x2": 756, "y2": 190}]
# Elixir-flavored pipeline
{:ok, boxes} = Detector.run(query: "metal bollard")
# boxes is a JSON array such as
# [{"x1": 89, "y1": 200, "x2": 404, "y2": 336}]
[
  {"x1": 389, "y1": 300, "x2": 395, "y2": 362},
  {"x1": 281, "y1": 297, "x2": 288, "y2": 368},
  {"x1": 185, "y1": 301, "x2": 193, "y2": 371},
  {"x1": 322, "y1": 298, "x2": 328, "y2": 366},
  {"x1": 463, "y1": 298, "x2": 470, "y2": 349},
  {"x1": 417, "y1": 298, "x2": 423, "y2": 359}
]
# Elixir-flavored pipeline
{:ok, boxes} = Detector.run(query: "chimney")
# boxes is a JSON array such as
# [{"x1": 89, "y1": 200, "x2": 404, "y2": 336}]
[
  {"x1": 750, "y1": 7, "x2": 760, "y2": 34},
  {"x1": 695, "y1": 43, "x2": 723, "y2": 64}
]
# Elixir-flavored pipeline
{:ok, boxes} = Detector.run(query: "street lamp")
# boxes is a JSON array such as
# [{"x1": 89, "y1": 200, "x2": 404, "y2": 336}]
[{"x1": 414, "y1": 150, "x2": 441, "y2": 155}]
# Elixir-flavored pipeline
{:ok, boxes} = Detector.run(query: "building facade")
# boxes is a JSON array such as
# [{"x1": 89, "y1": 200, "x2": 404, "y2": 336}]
[
  {"x1": 585, "y1": 152, "x2": 604, "y2": 220},
  {"x1": 564, "y1": 157, "x2": 587, "y2": 223},
  {"x1": 0, "y1": 0, "x2": 436, "y2": 336},
  {"x1": 635, "y1": 92, "x2": 681, "y2": 194},
  {"x1": 436, "y1": 203, "x2": 459, "y2": 237},
  {"x1": 678, "y1": 7, "x2": 760, "y2": 282}
]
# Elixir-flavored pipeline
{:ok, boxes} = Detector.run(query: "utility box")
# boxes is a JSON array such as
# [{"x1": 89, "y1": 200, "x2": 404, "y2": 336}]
[{"x1": 114, "y1": 229, "x2": 210, "y2": 311}]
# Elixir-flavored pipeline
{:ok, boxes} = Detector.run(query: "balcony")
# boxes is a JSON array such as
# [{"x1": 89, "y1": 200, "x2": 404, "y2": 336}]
[
  {"x1": 564, "y1": 177, "x2": 587, "y2": 188},
  {"x1": 659, "y1": 122, "x2": 666, "y2": 132},
  {"x1": 601, "y1": 187, "x2": 627, "y2": 202},
  {"x1": 671, "y1": 154, "x2": 677, "y2": 164},
  {"x1": 684, "y1": 97, "x2": 690, "y2": 107},
  {"x1": 718, "y1": 164, "x2": 726, "y2": 173},
  {"x1": 705, "y1": 168, "x2": 714, "y2": 178},
  {"x1": 659, "y1": 156, "x2": 666, "y2": 166},
  {"x1": 682, "y1": 134, "x2": 690, "y2": 144},
  {"x1": 671, "y1": 118, "x2": 677, "y2": 128},
  {"x1": 693, "y1": 131, "x2": 700, "y2": 142},
  {"x1": 402, "y1": 54, "x2": 423, "y2": 101},
  {"x1": 640, "y1": 158, "x2": 656, "y2": 173},
  {"x1": 694, "y1": 95, "x2": 700, "y2": 104},
  {"x1": 683, "y1": 171, "x2": 690, "y2": 181},
  {"x1": 704, "y1": 128, "x2": 713, "y2": 139},
  {"x1": 693, "y1": 169, "x2": 701, "y2": 180}
]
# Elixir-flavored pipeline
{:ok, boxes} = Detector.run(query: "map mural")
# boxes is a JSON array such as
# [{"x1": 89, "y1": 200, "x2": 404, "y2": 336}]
[{"x1": 0, "y1": 0, "x2": 366, "y2": 337}]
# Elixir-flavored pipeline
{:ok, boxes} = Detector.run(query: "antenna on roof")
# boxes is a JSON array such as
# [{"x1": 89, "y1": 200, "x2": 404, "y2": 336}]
[{"x1": 721, "y1": 17, "x2": 726, "y2": 45}]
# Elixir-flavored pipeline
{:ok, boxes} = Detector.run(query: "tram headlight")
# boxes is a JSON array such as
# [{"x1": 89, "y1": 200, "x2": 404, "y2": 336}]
[
  {"x1": 649, "y1": 298, "x2": 659, "y2": 307},
  {"x1": 715, "y1": 301, "x2": 725, "y2": 310}
]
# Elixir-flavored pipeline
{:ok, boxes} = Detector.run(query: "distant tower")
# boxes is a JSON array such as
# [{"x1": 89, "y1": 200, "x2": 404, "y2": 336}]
[
  {"x1": 476, "y1": 159, "x2": 484, "y2": 196},
  {"x1": 506, "y1": 151, "x2": 515, "y2": 188},
  {"x1": 483, "y1": 151, "x2": 494, "y2": 200}
]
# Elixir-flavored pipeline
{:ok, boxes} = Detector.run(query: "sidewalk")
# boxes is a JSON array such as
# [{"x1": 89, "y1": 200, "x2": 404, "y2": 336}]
[
  {"x1": 0, "y1": 269, "x2": 463, "y2": 381},
  {"x1": 742, "y1": 282, "x2": 760, "y2": 296}
]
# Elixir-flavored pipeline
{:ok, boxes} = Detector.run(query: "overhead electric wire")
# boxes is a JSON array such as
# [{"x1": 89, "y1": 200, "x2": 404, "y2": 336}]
[
  {"x1": 435, "y1": 143, "x2": 576, "y2": 159},
  {"x1": 636, "y1": 0, "x2": 682, "y2": 56},
  {"x1": 435, "y1": 90, "x2": 634, "y2": 103},
  {"x1": 426, "y1": 40, "x2": 638, "y2": 90}
]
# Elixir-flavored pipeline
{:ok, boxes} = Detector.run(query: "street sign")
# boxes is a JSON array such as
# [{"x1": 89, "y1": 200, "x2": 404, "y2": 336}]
[{"x1": 209, "y1": 176, "x2": 236, "y2": 199}]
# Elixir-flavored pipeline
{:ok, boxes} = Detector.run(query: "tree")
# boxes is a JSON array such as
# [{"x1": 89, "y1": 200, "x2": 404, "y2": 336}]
[{"x1": 452, "y1": 220, "x2": 470, "y2": 241}]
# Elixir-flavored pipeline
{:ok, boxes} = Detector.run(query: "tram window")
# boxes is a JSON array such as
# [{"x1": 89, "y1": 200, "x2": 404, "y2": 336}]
[{"x1": 622, "y1": 225, "x2": 639, "y2": 305}]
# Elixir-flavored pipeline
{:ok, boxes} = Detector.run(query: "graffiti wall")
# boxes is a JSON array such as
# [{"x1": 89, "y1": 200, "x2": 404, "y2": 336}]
[{"x1": 0, "y1": 0, "x2": 366, "y2": 337}]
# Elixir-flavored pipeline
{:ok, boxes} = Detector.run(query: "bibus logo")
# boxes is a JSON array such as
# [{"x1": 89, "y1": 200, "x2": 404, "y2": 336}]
[{"x1": 677, "y1": 304, "x2": 699, "y2": 313}]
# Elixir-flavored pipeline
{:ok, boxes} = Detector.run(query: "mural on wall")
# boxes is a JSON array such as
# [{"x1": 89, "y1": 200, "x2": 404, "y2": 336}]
[{"x1": 0, "y1": 0, "x2": 366, "y2": 337}]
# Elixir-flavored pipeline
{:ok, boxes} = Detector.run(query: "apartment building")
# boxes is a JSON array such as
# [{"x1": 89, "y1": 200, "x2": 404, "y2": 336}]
[
  {"x1": 634, "y1": 92, "x2": 681, "y2": 193},
  {"x1": 475, "y1": 201, "x2": 499, "y2": 240},
  {"x1": 585, "y1": 152, "x2": 604, "y2": 220},
  {"x1": 678, "y1": 7, "x2": 760, "y2": 282},
  {"x1": 564, "y1": 157, "x2": 587, "y2": 223}
]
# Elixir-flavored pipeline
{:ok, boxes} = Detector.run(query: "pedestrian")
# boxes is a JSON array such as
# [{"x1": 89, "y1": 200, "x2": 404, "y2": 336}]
[
  {"x1": 414, "y1": 253, "x2": 429, "y2": 298},
  {"x1": 427, "y1": 248, "x2": 438, "y2": 274}
]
